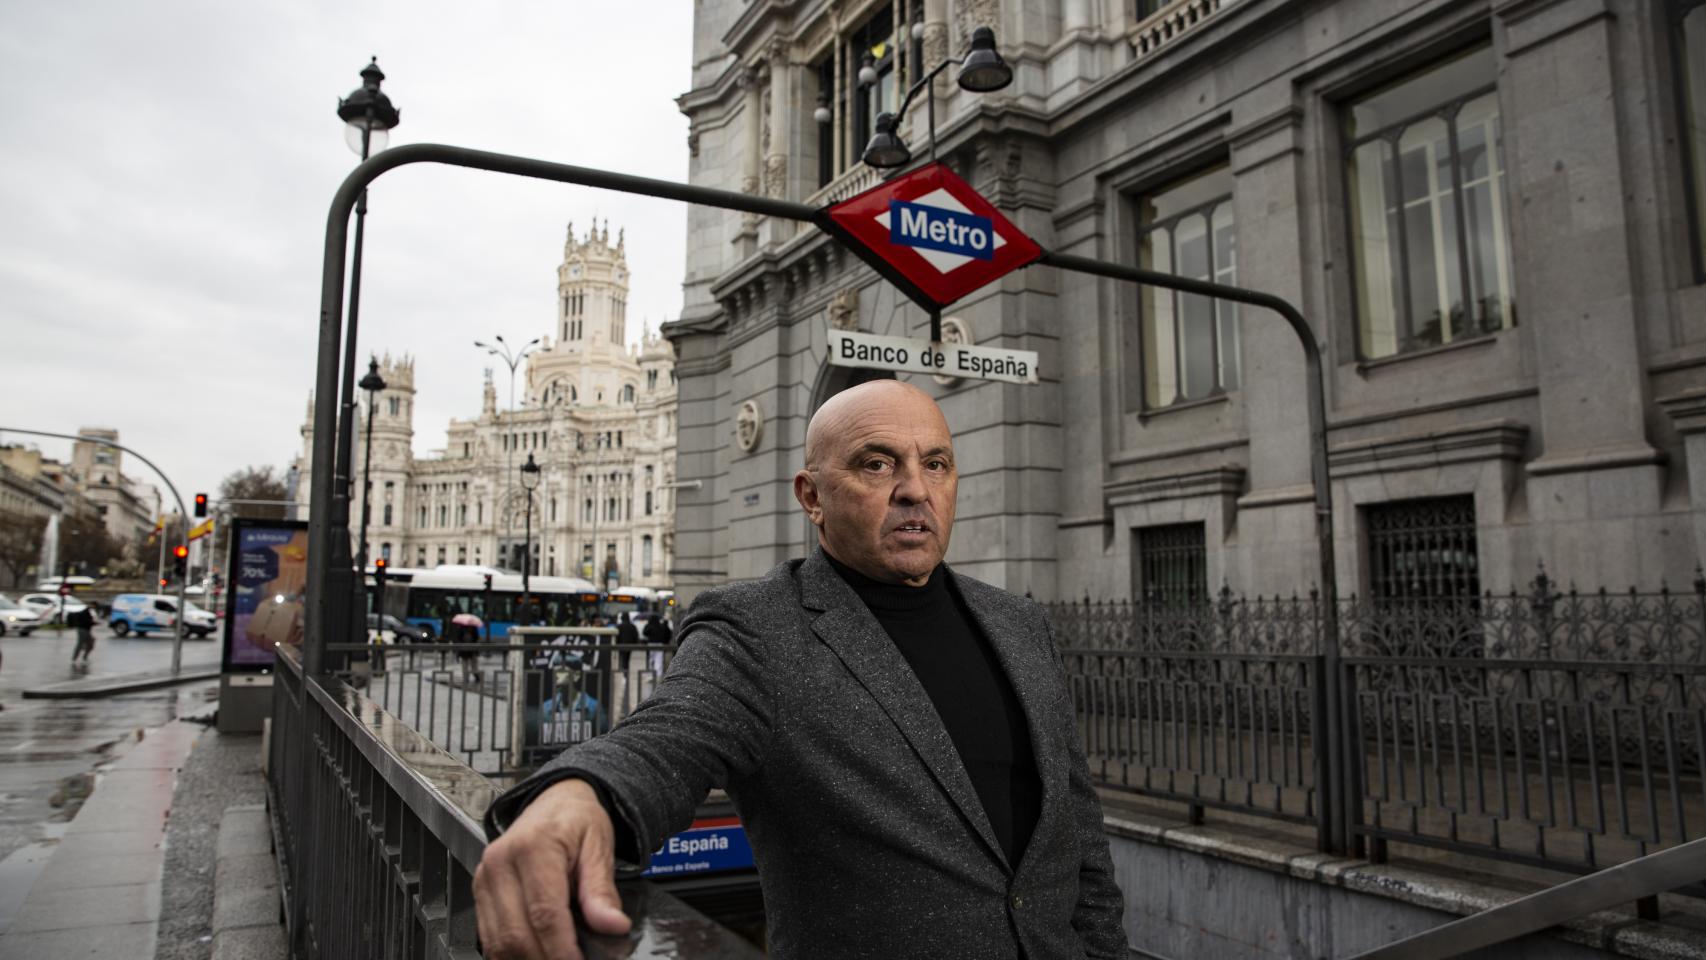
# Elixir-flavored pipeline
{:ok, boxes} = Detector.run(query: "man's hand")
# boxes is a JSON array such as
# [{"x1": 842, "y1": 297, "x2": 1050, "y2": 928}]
[{"x1": 475, "y1": 778, "x2": 633, "y2": 959}]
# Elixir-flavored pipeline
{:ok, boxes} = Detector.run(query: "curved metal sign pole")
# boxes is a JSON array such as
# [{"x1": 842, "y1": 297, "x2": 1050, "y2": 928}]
[
  {"x1": 0, "y1": 427, "x2": 193, "y2": 676},
  {"x1": 308, "y1": 143, "x2": 1342, "y2": 855}
]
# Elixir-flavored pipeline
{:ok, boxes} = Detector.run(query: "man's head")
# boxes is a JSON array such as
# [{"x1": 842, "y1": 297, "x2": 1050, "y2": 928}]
[
  {"x1": 620, "y1": 612, "x2": 630, "y2": 624},
  {"x1": 794, "y1": 380, "x2": 957, "y2": 587}
]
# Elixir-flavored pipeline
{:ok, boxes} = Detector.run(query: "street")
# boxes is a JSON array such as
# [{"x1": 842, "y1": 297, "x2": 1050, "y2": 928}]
[{"x1": 0, "y1": 624, "x2": 220, "y2": 934}]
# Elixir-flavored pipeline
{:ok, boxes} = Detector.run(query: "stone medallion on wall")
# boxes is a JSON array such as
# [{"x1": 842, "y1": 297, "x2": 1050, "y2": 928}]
[
  {"x1": 735, "y1": 399, "x2": 764, "y2": 454},
  {"x1": 933, "y1": 316, "x2": 972, "y2": 386}
]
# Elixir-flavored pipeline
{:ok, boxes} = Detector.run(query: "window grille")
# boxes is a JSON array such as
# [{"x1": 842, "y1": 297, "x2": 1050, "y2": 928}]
[
  {"x1": 1137, "y1": 165, "x2": 1239, "y2": 408},
  {"x1": 1345, "y1": 46, "x2": 1515, "y2": 359},
  {"x1": 1364, "y1": 495, "x2": 1480, "y2": 602},
  {"x1": 1135, "y1": 522, "x2": 1207, "y2": 605}
]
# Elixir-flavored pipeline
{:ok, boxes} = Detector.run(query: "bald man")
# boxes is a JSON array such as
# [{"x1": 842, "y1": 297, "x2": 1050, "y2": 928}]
[{"x1": 475, "y1": 381, "x2": 1126, "y2": 960}]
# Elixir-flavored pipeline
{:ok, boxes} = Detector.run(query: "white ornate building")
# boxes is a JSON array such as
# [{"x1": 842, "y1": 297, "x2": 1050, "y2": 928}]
[{"x1": 293, "y1": 221, "x2": 680, "y2": 588}]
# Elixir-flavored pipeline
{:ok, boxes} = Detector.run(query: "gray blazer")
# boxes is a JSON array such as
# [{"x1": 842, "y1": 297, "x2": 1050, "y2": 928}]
[{"x1": 488, "y1": 549, "x2": 1127, "y2": 959}]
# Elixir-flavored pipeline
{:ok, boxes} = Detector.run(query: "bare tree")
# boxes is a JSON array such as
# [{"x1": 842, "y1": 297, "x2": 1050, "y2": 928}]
[
  {"x1": 60, "y1": 510, "x2": 121, "y2": 574},
  {"x1": 0, "y1": 509, "x2": 47, "y2": 588},
  {"x1": 219, "y1": 465, "x2": 290, "y2": 519}
]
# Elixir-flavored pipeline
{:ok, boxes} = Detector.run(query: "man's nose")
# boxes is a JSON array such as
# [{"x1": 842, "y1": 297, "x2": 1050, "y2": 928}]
[{"x1": 891, "y1": 461, "x2": 928, "y2": 504}]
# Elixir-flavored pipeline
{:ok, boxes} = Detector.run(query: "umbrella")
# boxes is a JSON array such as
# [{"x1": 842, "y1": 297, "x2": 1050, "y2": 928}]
[{"x1": 451, "y1": 613, "x2": 484, "y2": 628}]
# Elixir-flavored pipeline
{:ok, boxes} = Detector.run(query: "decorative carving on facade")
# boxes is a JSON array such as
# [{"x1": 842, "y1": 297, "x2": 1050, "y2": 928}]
[
  {"x1": 923, "y1": 21, "x2": 950, "y2": 80},
  {"x1": 955, "y1": 0, "x2": 1000, "y2": 48},
  {"x1": 764, "y1": 154, "x2": 788, "y2": 198},
  {"x1": 933, "y1": 316, "x2": 971, "y2": 386},
  {"x1": 828, "y1": 286, "x2": 860, "y2": 331},
  {"x1": 761, "y1": 86, "x2": 773, "y2": 157},
  {"x1": 735, "y1": 399, "x2": 764, "y2": 453},
  {"x1": 687, "y1": 130, "x2": 699, "y2": 157}
]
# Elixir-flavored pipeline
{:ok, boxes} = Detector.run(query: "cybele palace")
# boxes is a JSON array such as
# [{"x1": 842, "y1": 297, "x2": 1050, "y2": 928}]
[
  {"x1": 292, "y1": 221, "x2": 680, "y2": 588},
  {"x1": 665, "y1": 0, "x2": 1706, "y2": 605}
]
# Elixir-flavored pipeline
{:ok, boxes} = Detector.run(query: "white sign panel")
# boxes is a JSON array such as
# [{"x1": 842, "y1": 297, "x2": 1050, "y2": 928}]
[{"x1": 827, "y1": 329, "x2": 1039, "y2": 385}]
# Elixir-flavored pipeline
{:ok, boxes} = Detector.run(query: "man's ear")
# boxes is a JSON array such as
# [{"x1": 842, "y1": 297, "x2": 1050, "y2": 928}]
[{"x1": 793, "y1": 470, "x2": 823, "y2": 525}]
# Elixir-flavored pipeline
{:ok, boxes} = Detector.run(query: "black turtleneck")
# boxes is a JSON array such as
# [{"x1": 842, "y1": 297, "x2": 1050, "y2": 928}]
[{"x1": 824, "y1": 551, "x2": 1040, "y2": 866}]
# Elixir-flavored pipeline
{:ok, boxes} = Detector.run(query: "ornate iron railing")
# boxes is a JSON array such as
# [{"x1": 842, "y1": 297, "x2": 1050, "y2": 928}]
[{"x1": 1048, "y1": 566, "x2": 1706, "y2": 882}]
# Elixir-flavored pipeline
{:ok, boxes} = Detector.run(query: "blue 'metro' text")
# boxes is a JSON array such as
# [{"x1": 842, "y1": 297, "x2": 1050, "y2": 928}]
[{"x1": 888, "y1": 199, "x2": 996, "y2": 261}]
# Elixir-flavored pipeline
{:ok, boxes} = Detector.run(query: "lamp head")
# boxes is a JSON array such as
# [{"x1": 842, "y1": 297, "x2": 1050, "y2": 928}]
[
  {"x1": 956, "y1": 27, "x2": 1013, "y2": 93},
  {"x1": 861, "y1": 112, "x2": 911, "y2": 169},
  {"x1": 858, "y1": 54, "x2": 879, "y2": 86},
  {"x1": 358, "y1": 356, "x2": 386, "y2": 393},
  {"x1": 814, "y1": 96, "x2": 831, "y2": 125},
  {"x1": 520, "y1": 452, "x2": 542, "y2": 491},
  {"x1": 337, "y1": 57, "x2": 401, "y2": 156}
]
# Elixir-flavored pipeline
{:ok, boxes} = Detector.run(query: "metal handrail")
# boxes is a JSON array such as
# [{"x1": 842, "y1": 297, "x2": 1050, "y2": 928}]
[{"x1": 1346, "y1": 835, "x2": 1706, "y2": 959}]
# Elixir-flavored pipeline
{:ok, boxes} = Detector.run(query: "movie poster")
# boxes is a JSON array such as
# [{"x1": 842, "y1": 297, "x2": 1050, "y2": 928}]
[{"x1": 223, "y1": 520, "x2": 308, "y2": 671}]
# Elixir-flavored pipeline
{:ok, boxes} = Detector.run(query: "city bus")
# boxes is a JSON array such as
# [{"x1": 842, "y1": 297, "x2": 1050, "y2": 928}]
[
  {"x1": 400, "y1": 568, "x2": 602, "y2": 640},
  {"x1": 601, "y1": 585, "x2": 675, "y2": 625}
]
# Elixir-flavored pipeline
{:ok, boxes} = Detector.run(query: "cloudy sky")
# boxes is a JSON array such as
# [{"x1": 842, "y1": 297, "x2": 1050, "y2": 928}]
[{"x1": 0, "y1": 0, "x2": 693, "y2": 509}]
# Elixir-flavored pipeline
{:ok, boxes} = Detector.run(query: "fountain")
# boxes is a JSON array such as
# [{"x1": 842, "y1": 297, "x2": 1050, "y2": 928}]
[{"x1": 36, "y1": 513, "x2": 59, "y2": 587}]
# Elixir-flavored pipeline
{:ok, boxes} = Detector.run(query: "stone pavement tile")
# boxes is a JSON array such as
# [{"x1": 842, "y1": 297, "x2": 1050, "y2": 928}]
[
  {"x1": 215, "y1": 805, "x2": 271, "y2": 859},
  {"x1": 212, "y1": 923, "x2": 287, "y2": 960},
  {"x1": 8, "y1": 881, "x2": 161, "y2": 932},
  {"x1": 212, "y1": 885, "x2": 280, "y2": 931},
  {"x1": 217, "y1": 852, "x2": 279, "y2": 893},
  {"x1": 51, "y1": 830, "x2": 164, "y2": 858},
  {"x1": 0, "y1": 919, "x2": 158, "y2": 959},
  {"x1": 32, "y1": 851, "x2": 163, "y2": 892}
]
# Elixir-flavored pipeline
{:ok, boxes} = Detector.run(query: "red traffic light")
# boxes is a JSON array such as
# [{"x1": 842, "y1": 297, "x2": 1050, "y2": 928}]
[
  {"x1": 159, "y1": 577, "x2": 168, "y2": 587},
  {"x1": 193, "y1": 493, "x2": 208, "y2": 518},
  {"x1": 374, "y1": 557, "x2": 387, "y2": 568},
  {"x1": 173, "y1": 545, "x2": 189, "y2": 560}
]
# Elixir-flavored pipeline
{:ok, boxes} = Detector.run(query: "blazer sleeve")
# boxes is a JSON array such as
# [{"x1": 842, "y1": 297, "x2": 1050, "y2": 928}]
[
  {"x1": 1043, "y1": 611, "x2": 1129, "y2": 957},
  {"x1": 483, "y1": 584, "x2": 777, "y2": 862}
]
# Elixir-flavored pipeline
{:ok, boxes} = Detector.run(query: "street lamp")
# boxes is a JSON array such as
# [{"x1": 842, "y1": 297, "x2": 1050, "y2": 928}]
[
  {"x1": 859, "y1": 25, "x2": 1013, "y2": 169},
  {"x1": 334, "y1": 57, "x2": 398, "y2": 637},
  {"x1": 475, "y1": 334, "x2": 541, "y2": 569},
  {"x1": 519, "y1": 452, "x2": 541, "y2": 605},
  {"x1": 356, "y1": 356, "x2": 386, "y2": 576}
]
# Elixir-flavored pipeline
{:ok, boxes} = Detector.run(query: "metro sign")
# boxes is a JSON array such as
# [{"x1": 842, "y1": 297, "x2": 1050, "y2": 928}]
[{"x1": 823, "y1": 162, "x2": 1041, "y2": 310}]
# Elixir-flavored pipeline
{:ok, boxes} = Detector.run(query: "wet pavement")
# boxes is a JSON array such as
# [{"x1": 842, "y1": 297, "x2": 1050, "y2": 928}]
[{"x1": 0, "y1": 625, "x2": 220, "y2": 933}]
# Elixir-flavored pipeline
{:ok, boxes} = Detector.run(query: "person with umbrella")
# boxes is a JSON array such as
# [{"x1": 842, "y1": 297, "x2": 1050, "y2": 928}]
[{"x1": 451, "y1": 612, "x2": 484, "y2": 682}]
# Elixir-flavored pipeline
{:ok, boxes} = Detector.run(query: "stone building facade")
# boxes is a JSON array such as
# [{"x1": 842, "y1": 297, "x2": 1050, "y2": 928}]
[
  {"x1": 668, "y1": 0, "x2": 1706, "y2": 605},
  {"x1": 294, "y1": 222, "x2": 680, "y2": 587}
]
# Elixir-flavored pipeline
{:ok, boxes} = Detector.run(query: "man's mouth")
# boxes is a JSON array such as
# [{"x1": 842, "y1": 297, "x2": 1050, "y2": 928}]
[{"x1": 892, "y1": 520, "x2": 930, "y2": 535}]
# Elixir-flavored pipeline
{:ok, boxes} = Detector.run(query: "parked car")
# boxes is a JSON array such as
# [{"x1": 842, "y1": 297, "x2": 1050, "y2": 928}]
[
  {"x1": 0, "y1": 596, "x2": 42, "y2": 637},
  {"x1": 366, "y1": 613, "x2": 429, "y2": 645},
  {"x1": 17, "y1": 593, "x2": 90, "y2": 624},
  {"x1": 108, "y1": 594, "x2": 217, "y2": 638}
]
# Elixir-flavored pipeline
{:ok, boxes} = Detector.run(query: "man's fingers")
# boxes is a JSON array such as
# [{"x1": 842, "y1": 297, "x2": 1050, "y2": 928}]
[
  {"x1": 474, "y1": 852, "x2": 548, "y2": 959},
  {"x1": 574, "y1": 828, "x2": 632, "y2": 935},
  {"x1": 516, "y1": 843, "x2": 583, "y2": 960}
]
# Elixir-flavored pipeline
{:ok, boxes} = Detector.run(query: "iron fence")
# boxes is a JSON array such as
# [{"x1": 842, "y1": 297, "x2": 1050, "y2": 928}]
[
  {"x1": 268, "y1": 641, "x2": 760, "y2": 958},
  {"x1": 1047, "y1": 567, "x2": 1706, "y2": 884},
  {"x1": 327, "y1": 632, "x2": 676, "y2": 781}
]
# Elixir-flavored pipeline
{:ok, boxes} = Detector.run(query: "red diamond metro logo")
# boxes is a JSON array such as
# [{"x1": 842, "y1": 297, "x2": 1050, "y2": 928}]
[{"x1": 823, "y1": 162, "x2": 1042, "y2": 310}]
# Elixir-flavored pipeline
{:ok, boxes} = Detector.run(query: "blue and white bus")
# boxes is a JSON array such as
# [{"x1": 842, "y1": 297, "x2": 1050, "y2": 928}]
[{"x1": 400, "y1": 568, "x2": 602, "y2": 640}]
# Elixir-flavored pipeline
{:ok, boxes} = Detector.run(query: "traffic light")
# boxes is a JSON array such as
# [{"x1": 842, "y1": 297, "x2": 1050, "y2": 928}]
[
  {"x1": 374, "y1": 557, "x2": 387, "y2": 585},
  {"x1": 159, "y1": 577, "x2": 169, "y2": 588},
  {"x1": 173, "y1": 544, "x2": 188, "y2": 578},
  {"x1": 194, "y1": 493, "x2": 208, "y2": 518}
]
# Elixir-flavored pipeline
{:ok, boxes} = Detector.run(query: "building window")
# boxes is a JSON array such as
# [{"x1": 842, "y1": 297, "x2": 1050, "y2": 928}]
[
  {"x1": 1676, "y1": 0, "x2": 1706, "y2": 280},
  {"x1": 644, "y1": 491, "x2": 653, "y2": 516},
  {"x1": 647, "y1": 370, "x2": 658, "y2": 391},
  {"x1": 1364, "y1": 495, "x2": 1480, "y2": 603},
  {"x1": 417, "y1": 546, "x2": 427, "y2": 565},
  {"x1": 1138, "y1": 164, "x2": 1239, "y2": 408},
  {"x1": 436, "y1": 546, "x2": 447, "y2": 565},
  {"x1": 458, "y1": 504, "x2": 467, "y2": 526},
  {"x1": 383, "y1": 504, "x2": 392, "y2": 526},
  {"x1": 621, "y1": 384, "x2": 635, "y2": 404},
  {"x1": 1346, "y1": 45, "x2": 1514, "y2": 360},
  {"x1": 815, "y1": 55, "x2": 836, "y2": 187},
  {"x1": 458, "y1": 546, "x2": 467, "y2": 564},
  {"x1": 1133, "y1": 523, "x2": 1207, "y2": 605},
  {"x1": 418, "y1": 506, "x2": 427, "y2": 527},
  {"x1": 381, "y1": 542, "x2": 391, "y2": 560},
  {"x1": 642, "y1": 535, "x2": 654, "y2": 577}
]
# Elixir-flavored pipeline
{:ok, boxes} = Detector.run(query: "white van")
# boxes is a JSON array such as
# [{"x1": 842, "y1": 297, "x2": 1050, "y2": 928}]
[{"x1": 108, "y1": 594, "x2": 217, "y2": 638}]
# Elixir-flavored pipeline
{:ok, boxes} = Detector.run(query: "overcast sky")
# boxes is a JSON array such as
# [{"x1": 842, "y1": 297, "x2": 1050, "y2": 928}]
[{"x1": 0, "y1": 0, "x2": 693, "y2": 512}]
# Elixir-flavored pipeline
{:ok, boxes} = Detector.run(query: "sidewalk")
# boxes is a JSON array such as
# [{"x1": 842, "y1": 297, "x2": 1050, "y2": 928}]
[
  {"x1": 22, "y1": 666, "x2": 223, "y2": 700},
  {"x1": 0, "y1": 715, "x2": 279, "y2": 960}
]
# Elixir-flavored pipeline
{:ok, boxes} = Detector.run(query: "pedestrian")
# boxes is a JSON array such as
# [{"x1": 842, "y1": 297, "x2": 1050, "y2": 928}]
[
  {"x1": 69, "y1": 604, "x2": 97, "y2": 665},
  {"x1": 641, "y1": 613, "x2": 672, "y2": 677},
  {"x1": 475, "y1": 380, "x2": 1126, "y2": 960}
]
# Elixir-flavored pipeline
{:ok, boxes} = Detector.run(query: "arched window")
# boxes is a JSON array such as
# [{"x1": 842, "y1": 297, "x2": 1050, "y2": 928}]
[
  {"x1": 621, "y1": 384, "x2": 635, "y2": 404},
  {"x1": 642, "y1": 535, "x2": 654, "y2": 577}
]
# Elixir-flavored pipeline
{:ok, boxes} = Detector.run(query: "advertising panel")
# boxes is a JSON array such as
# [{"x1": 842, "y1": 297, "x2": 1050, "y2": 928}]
[{"x1": 222, "y1": 518, "x2": 309, "y2": 672}]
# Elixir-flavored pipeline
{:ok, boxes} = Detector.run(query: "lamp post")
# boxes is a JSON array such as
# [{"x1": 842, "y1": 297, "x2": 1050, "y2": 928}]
[
  {"x1": 334, "y1": 58, "x2": 399, "y2": 642},
  {"x1": 851, "y1": 25, "x2": 1013, "y2": 170},
  {"x1": 520, "y1": 452, "x2": 541, "y2": 605},
  {"x1": 356, "y1": 356, "x2": 386, "y2": 576},
  {"x1": 475, "y1": 335, "x2": 541, "y2": 570}
]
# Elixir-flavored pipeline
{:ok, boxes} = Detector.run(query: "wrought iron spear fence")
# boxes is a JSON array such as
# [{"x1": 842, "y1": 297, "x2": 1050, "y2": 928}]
[{"x1": 1046, "y1": 566, "x2": 1706, "y2": 883}]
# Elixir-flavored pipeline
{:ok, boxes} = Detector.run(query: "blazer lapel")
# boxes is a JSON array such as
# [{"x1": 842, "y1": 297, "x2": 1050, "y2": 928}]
[
  {"x1": 949, "y1": 570, "x2": 1068, "y2": 876},
  {"x1": 798, "y1": 550, "x2": 1010, "y2": 871}
]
